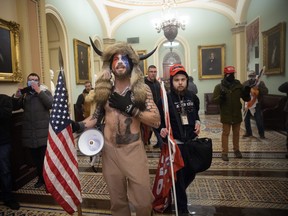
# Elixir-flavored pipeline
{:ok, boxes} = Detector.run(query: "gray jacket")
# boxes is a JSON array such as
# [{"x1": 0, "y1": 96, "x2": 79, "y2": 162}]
[{"x1": 13, "y1": 86, "x2": 53, "y2": 148}]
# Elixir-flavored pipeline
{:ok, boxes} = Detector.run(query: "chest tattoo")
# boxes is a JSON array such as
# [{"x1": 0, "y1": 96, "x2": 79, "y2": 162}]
[{"x1": 116, "y1": 117, "x2": 139, "y2": 144}]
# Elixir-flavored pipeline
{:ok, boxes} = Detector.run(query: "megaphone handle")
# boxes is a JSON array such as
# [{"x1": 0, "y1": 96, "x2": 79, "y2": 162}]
[{"x1": 90, "y1": 155, "x2": 98, "y2": 166}]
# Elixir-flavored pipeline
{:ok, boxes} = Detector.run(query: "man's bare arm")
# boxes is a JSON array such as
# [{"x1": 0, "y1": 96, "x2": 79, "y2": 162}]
[
  {"x1": 134, "y1": 86, "x2": 160, "y2": 128},
  {"x1": 81, "y1": 106, "x2": 101, "y2": 129}
]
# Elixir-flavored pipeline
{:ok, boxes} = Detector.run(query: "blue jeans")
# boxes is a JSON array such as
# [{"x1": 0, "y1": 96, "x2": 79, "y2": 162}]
[
  {"x1": 0, "y1": 144, "x2": 14, "y2": 202},
  {"x1": 244, "y1": 103, "x2": 265, "y2": 137}
]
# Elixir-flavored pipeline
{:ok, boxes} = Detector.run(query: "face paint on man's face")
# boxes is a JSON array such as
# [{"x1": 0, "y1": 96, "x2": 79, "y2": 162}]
[{"x1": 111, "y1": 54, "x2": 131, "y2": 73}]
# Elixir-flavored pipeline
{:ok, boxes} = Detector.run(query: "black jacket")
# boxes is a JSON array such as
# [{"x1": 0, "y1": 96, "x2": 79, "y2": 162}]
[
  {"x1": 0, "y1": 94, "x2": 13, "y2": 146},
  {"x1": 158, "y1": 89, "x2": 200, "y2": 142},
  {"x1": 144, "y1": 77, "x2": 161, "y2": 104},
  {"x1": 12, "y1": 87, "x2": 53, "y2": 148}
]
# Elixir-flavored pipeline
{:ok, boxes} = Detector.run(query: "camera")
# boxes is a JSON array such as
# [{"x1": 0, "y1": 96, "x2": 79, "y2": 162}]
[{"x1": 20, "y1": 86, "x2": 33, "y2": 94}]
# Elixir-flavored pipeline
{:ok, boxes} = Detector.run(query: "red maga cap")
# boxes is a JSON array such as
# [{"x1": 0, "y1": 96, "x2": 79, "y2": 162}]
[
  {"x1": 170, "y1": 64, "x2": 187, "y2": 77},
  {"x1": 224, "y1": 66, "x2": 236, "y2": 74}
]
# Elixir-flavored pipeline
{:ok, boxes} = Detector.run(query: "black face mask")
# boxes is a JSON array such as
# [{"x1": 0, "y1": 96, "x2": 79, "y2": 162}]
[
  {"x1": 225, "y1": 73, "x2": 235, "y2": 82},
  {"x1": 249, "y1": 78, "x2": 256, "y2": 85}
]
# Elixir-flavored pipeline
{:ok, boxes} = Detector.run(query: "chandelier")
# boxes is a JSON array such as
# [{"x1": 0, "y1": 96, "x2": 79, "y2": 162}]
[{"x1": 154, "y1": 0, "x2": 186, "y2": 42}]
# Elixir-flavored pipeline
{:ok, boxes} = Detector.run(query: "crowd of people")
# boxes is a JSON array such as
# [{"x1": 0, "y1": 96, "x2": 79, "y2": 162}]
[{"x1": 1, "y1": 40, "x2": 287, "y2": 216}]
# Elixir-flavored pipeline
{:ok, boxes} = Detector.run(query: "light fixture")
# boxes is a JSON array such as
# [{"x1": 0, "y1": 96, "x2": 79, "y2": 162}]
[
  {"x1": 154, "y1": 0, "x2": 187, "y2": 42},
  {"x1": 163, "y1": 41, "x2": 179, "y2": 47}
]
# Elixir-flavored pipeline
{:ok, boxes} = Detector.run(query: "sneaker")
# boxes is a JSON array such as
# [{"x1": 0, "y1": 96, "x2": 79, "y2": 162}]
[
  {"x1": 234, "y1": 150, "x2": 243, "y2": 158},
  {"x1": 221, "y1": 154, "x2": 229, "y2": 161},
  {"x1": 179, "y1": 209, "x2": 190, "y2": 216},
  {"x1": 243, "y1": 134, "x2": 252, "y2": 138},
  {"x1": 260, "y1": 135, "x2": 266, "y2": 139},
  {"x1": 92, "y1": 165, "x2": 98, "y2": 173},
  {"x1": 4, "y1": 200, "x2": 20, "y2": 210}
]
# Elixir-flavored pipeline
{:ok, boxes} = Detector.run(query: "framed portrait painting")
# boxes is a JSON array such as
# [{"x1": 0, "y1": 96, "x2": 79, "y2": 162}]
[
  {"x1": 262, "y1": 22, "x2": 286, "y2": 75},
  {"x1": 198, "y1": 44, "x2": 225, "y2": 79},
  {"x1": 137, "y1": 50, "x2": 147, "y2": 75},
  {"x1": 0, "y1": 18, "x2": 22, "y2": 82},
  {"x1": 73, "y1": 39, "x2": 91, "y2": 84}
]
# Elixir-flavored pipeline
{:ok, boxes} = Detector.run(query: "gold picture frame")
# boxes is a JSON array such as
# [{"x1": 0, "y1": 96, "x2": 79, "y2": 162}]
[
  {"x1": 262, "y1": 22, "x2": 286, "y2": 75},
  {"x1": 137, "y1": 50, "x2": 147, "y2": 75},
  {"x1": 73, "y1": 39, "x2": 91, "y2": 84},
  {"x1": 198, "y1": 44, "x2": 225, "y2": 79},
  {"x1": 0, "y1": 18, "x2": 22, "y2": 82}
]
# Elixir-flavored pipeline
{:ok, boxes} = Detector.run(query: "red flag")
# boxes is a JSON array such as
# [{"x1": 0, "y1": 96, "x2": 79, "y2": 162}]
[
  {"x1": 43, "y1": 71, "x2": 82, "y2": 214},
  {"x1": 152, "y1": 82, "x2": 184, "y2": 213}
]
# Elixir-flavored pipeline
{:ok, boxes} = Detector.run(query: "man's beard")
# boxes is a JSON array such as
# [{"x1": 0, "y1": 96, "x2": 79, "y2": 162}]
[
  {"x1": 112, "y1": 69, "x2": 130, "y2": 80},
  {"x1": 173, "y1": 86, "x2": 187, "y2": 96}
]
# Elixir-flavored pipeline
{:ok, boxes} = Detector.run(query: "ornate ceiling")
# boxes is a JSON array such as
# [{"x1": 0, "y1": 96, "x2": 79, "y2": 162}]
[{"x1": 89, "y1": 0, "x2": 246, "y2": 37}]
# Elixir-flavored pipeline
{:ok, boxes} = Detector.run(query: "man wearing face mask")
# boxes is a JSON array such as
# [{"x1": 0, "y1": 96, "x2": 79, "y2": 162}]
[
  {"x1": 213, "y1": 66, "x2": 251, "y2": 161},
  {"x1": 13, "y1": 73, "x2": 53, "y2": 188},
  {"x1": 242, "y1": 71, "x2": 268, "y2": 139}
]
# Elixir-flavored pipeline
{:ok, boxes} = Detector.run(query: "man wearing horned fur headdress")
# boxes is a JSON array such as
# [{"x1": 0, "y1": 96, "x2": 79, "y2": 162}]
[{"x1": 73, "y1": 42, "x2": 160, "y2": 216}]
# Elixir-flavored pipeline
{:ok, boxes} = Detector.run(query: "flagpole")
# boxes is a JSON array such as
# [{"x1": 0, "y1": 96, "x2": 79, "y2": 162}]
[
  {"x1": 77, "y1": 205, "x2": 82, "y2": 216},
  {"x1": 167, "y1": 137, "x2": 179, "y2": 216},
  {"x1": 161, "y1": 81, "x2": 179, "y2": 216}
]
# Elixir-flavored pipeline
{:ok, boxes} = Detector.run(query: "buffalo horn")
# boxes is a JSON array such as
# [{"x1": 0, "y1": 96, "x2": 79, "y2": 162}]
[
  {"x1": 89, "y1": 37, "x2": 103, "y2": 56},
  {"x1": 139, "y1": 47, "x2": 158, "y2": 60}
]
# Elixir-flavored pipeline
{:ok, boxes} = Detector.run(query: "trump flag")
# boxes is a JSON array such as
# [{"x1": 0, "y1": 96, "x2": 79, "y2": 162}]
[{"x1": 43, "y1": 71, "x2": 82, "y2": 214}]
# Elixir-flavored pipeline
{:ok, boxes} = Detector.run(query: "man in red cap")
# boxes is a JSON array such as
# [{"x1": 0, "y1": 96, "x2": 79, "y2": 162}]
[
  {"x1": 213, "y1": 66, "x2": 251, "y2": 161},
  {"x1": 157, "y1": 64, "x2": 201, "y2": 215}
]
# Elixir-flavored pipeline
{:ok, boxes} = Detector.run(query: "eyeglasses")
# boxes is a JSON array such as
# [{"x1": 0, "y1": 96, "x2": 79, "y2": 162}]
[{"x1": 28, "y1": 79, "x2": 39, "y2": 82}]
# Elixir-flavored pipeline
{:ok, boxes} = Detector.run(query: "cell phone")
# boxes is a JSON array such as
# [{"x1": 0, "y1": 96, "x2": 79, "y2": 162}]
[{"x1": 20, "y1": 86, "x2": 33, "y2": 94}]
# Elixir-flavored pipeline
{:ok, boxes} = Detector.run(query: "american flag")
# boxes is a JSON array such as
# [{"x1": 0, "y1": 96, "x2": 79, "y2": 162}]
[{"x1": 43, "y1": 71, "x2": 82, "y2": 214}]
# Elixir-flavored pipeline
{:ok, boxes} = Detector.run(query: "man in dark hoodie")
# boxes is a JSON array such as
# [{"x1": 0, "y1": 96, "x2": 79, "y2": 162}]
[
  {"x1": 157, "y1": 64, "x2": 201, "y2": 215},
  {"x1": 144, "y1": 65, "x2": 163, "y2": 148}
]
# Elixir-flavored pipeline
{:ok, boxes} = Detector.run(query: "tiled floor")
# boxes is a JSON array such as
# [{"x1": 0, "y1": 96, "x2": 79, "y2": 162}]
[{"x1": 1, "y1": 114, "x2": 287, "y2": 216}]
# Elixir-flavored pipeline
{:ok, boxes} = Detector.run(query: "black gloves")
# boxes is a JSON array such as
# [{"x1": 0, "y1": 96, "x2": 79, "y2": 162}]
[
  {"x1": 220, "y1": 89, "x2": 226, "y2": 101},
  {"x1": 243, "y1": 85, "x2": 251, "y2": 94},
  {"x1": 243, "y1": 85, "x2": 251, "y2": 99},
  {"x1": 70, "y1": 120, "x2": 84, "y2": 133},
  {"x1": 109, "y1": 91, "x2": 136, "y2": 116}
]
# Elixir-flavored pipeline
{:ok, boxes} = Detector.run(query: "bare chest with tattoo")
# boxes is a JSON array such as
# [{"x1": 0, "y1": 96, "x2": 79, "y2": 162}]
[{"x1": 104, "y1": 106, "x2": 140, "y2": 145}]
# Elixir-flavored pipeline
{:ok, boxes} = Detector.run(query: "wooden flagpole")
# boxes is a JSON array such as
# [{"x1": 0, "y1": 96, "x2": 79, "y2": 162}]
[{"x1": 77, "y1": 204, "x2": 82, "y2": 216}]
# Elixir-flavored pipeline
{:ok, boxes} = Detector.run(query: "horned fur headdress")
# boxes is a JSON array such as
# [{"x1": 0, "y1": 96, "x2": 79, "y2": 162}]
[{"x1": 89, "y1": 37, "x2": 157, "y2": 109}]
